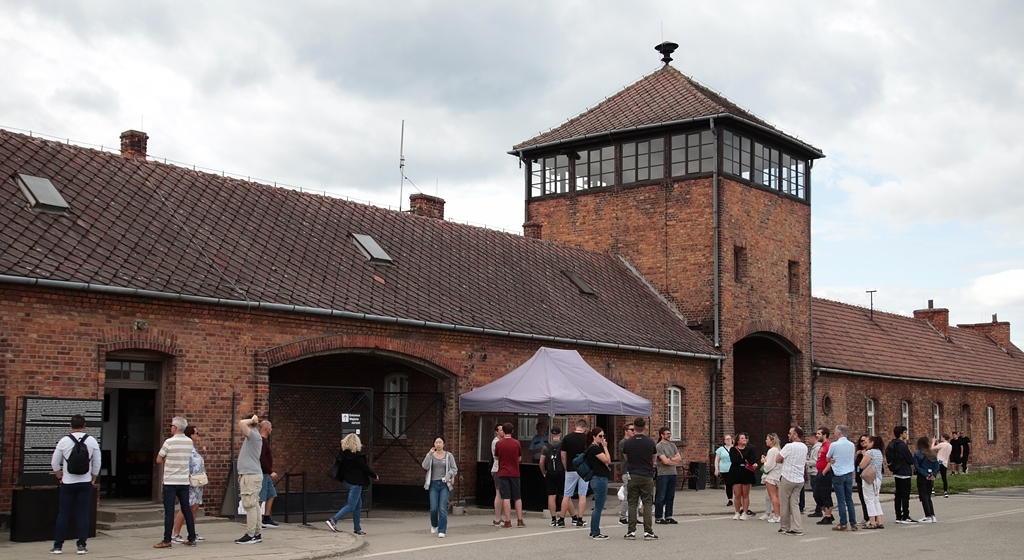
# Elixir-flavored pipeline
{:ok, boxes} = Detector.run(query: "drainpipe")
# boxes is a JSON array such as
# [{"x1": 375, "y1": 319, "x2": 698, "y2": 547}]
[
  {"x1": 710, "y1": 359, "x2": 720, "y2": 458},
  {"x1": 711, "y1": 118, "x2": 720, "y2": 348}
]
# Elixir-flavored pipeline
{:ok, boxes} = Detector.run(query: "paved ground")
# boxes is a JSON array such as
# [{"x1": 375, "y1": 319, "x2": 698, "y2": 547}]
[{"x1": 4, "y1": 486, "x2": 1021, "y2": 559}]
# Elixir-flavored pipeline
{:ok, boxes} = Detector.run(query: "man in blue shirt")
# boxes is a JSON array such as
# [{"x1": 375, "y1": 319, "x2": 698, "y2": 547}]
[{"x1": 825, "y1": 424, "x2": 858, "y2": 531}]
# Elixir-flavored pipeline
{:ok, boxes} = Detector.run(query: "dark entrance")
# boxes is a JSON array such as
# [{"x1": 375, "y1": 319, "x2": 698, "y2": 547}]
[
  {"x1": 113, "y1": 389, "x2": 156, "y2": 497},
  {"x1": 733, "y1": 335, "x2": 793, "y2": 452}
]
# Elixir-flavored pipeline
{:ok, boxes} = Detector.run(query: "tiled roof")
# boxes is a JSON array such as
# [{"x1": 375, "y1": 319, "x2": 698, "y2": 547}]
[
  {"x1": 812, "y1": 298, "x2": 1024, "y2": 390},
  {"x1": 0, "y1": 129, "x2": 721, "y2": 357},
  {"x1": 514, "y1": 65, "x2": 812, "y2": 152}
]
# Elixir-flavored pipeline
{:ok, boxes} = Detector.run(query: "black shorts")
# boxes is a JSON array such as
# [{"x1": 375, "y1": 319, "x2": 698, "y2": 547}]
[
  {"x1": 545, "y1": 471, "x2": 565, "y2": 496},
  {"x1": 498, "y1": 476, "x2": 522, "y2": 501}
]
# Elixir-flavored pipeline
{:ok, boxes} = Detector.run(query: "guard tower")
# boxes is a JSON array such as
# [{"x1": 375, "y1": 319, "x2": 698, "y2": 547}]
[{"x1": 510, "y1": 42, "x2": 825, "y2": 442}]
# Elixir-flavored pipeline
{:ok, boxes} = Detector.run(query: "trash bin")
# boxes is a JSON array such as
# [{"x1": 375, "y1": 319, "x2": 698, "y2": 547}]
[{"x1": 687, "y1": 462, "x2": 707, "y2": 490}]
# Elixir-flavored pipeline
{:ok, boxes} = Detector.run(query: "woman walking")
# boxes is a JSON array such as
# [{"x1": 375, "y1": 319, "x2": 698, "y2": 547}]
[
  {"x1": 325, "y1": 434, "x2": 378, "y2": 535},
  {"x1": 422, "y1": 437, "x2": 458, "y2": 538},
  {"x1": 760, "y1": 434, "x2": 782, "y2": 522},
  {"x1": 714, "y1": 435, "x2": 734, "y2": 506},
  {"x1": 584, "y1": 427, "x2": 612, "y2": 539},
  {"x1": 171, "y1": 425, "x2": 205, "y2": 543},
  {"x1": 859, "y1": 435, "x2": 885, "y2": 529},
  {"x1": 728, "y1": 433, "x2": 759, "y2": 520},
  {"x1": 913, "y1": 436, "x2": 940, "y2": 523}
]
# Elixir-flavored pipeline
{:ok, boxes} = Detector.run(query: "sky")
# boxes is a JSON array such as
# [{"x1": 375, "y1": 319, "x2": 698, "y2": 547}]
[{"x1": 2, "y1": 0, "x2": 1022, "y2": 348}]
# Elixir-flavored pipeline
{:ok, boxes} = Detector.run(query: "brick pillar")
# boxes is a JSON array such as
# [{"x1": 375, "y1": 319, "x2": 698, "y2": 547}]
[
  {"x1": 523, "y1": 221, "x2": 542, "y2": 240},
  {"x1": 409, "y1": 194, "x2": 445, "y2": 219},
  {"x1": 120, "y1": 130, "x2": 149, "y2": 159}
]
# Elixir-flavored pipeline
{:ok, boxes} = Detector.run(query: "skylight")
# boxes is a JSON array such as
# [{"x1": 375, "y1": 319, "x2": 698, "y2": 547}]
[
  {"x1": 351, "y1": 234, "x2": 393, "y2": 264},
  {"x1": 562, "y1": 270, "x2": 596, "y2": 295},
  {"x1": 14, "y1": 173, "x2": 70, "y2": 214}
]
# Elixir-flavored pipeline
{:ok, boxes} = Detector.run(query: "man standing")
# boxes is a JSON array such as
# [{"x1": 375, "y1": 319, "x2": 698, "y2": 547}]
[
  {"x1": 959, "y1": 432, "x2": 971, "y2": 474},
  {"x1": 622, "y1": 418, "x2": 658, "y2": 541},
  {"x1": 235, "y1": 414, "x2": 264, "y2": 544},
  {"x1": 948, "y1": 430, "x2": 962, "y2": 474},
  {"x1": 813, "y1": 427, "x2": 834, "y2": 525},
  {"x1": 776, "y1": 426, "x2": 808, "y2": 536},
  {"x1": 495, "y1": 422, "x2": 525, "y2": 528},
  {"x1": 558, "y1": 419, "x2": 590, "y2": 527},
  {"x1": 617, "y1": 422, "x2": 635, "y2": 525},
  {"x1": 50, "y1": 414, "x2": 101, "y2": 555},
  {"x1": 529, "y1": 422, "x2": 548, "y2": 462},
  {"x1": 539, "y1": 426, "x2": 575, "y2": 525},
  {"x1": 805, "y1": 434, "x2": 821, "y2": 516},
  {"x1": 259, "y1": 421, "x2": 279, "y2": 528},
  {"x1": 887, "y1": 425, "x2": 916, "y2": 524},
  {"x1": 825, "y1": 425, "x2": 858, "y2": 531},
  {"x1": 654, "y1": 427, "x2": 681, "y2": 525},
  {"x1": 154, "y1": 416, "x2": 197, "y2": 548},
  {"x1": 491, "y1": 424, "x2": 505, "y2": 525}
]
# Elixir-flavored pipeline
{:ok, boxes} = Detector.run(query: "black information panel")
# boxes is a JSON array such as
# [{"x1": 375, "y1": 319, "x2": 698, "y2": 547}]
[
  {"x1": 341, "y1": 413, "x2": 361, "y2": 436},
  {"x1": 20, "y1": 397, "x2": 103, "y2": 486}
]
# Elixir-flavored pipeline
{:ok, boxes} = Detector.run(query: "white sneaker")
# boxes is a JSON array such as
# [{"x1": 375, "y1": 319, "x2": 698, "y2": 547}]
[
  {"x1": 171, "y1": 535, "x2": 184, "y2": 544},
  {"x1": 733, "y1": 512, "x2": 741, "y2": 520},
  {"x1": 438, "y1": 533, "x2": 445, "y2": 538},
  {"x1": 758, "y1": 514, "x2": 769, "y2": 520},
  {"x1": 918, "y1": 517, "x2": 933, "y2": 523},
  {"x1": 930, "y1": 516, "x2": 938, "y2": 523},
  {"x1": 739, "y1": 513, "x2": 749, "y2": 521},
  {"x1": 769, "y1": 516, "x2": 780, "y2": 523},
  {"x1": 430, "y1": 527, "x2": 438, "y2": 534}
]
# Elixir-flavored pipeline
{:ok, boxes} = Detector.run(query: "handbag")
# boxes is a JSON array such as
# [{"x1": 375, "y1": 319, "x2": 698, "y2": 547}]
[
  {"x1": 189, "y1": 472, "x2": 209, "y2": 487},
  {"x1": 327, "y1": 456, "x2": 344, "y2": 481},
  {"x1": 861, "y1": 465, "x2": 877, "y2": 485},
  {"x1": 744, "y1": 462, "x2": 757, "y2": 472}
]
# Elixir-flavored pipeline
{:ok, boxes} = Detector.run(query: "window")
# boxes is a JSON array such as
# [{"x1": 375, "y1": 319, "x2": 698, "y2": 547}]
[
  {"x1": 987, "y1": 406, "x2": 995, "y2": 441},
  {"x1": 575, "y1": 146, "x2": 616, "y2": 190},
  {"x1": 780, "y1": 153, "x2": 806, "y2": 198},
  {"x1": 105, "y1": 360, "x2": 158, "y2": 381},
  {"x1": 530, "y1": 154, "x2": 570, "y2": 196},
  {"x1": 621, "y1": 138, "x2": 664, "y2": 184},
  {"x1": 961, "y1": 404, "x2": 971, "y2": 435},
  {"x1": 901, "y1": 400, "x2": 910, "y2": 431},
  {"x1": 352, "y1": 234, "x2": 393, "y2": 264},
  {"x1": 667, "y1": 387, "x2": 682, "y2": 441},
  {"x1": 933, "y1": 403, "x2": 941, "y2": 439},
  {"x1": 14, "y1": 173, "x2": 70, "y2": 214},
  {"x1": 754, "y1": 142, "x2": 781, "y2": 190},
  {"x1": 670, "y1": 131, "x2": 714, "y2": 177},
  {"x1": 866, "y1": 398, "x2": 876, "y2": 436},
  {"x1": 734, "y1": 246, "x2": 747, "y2": 282},
  {"x1": 383, "y1": 374, "x2": 409, "y2": 438},
  {"x1": 788, "y1": 261, "x2": 800, "y2": 294},
  {"x1": 723, "y1": 131, "x2": 751, "y2": 180}
]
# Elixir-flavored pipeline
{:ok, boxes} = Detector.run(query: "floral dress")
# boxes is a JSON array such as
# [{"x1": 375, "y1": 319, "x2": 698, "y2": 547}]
[{"x1": 188, "y1": 447, "x2": 205, "y2": 505}]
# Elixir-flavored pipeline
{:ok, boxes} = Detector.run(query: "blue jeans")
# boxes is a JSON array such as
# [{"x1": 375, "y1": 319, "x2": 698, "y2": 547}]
[
  {"x1": 163, "y1": 484, "x2": 195, "y2": 543},
  {"x1": 428, "y1": 480, "x2": 450, "y2": 533},
  {"x1": 589, "y1": 476, "x2": 608, "y2": 536},
  {"x1": 332, "y1": 482, "x2": 363, "y2": 531},
  {"x1": 831, "y1": 472, "x2": 856, "y2": 526},
  {"x1": 655, "y1": 474, "x2": 677, "y2": 519},
  {"x1": 54, "y1": 482, "x2": 93, "y2": 549}
]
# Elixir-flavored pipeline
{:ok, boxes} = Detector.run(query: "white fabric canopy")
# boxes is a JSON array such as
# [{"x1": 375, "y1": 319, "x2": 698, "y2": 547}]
[{"x1": 458, "y1": 347, "x2": 652, "y2": 416}]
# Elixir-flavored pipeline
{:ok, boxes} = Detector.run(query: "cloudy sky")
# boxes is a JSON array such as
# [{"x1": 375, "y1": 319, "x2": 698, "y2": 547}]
[{"x1": 2, "y1": 0, "x2": 1022, "y2": 348}]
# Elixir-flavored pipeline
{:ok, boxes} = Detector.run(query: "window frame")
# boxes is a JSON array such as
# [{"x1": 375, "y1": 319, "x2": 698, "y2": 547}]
[
  {"x1": 987, "y1": 405, "x2": 995, "y2": 441},
  {"x1": 621, "y1": 138, "x2": 665, "y2": 185},
  {"x1": 667, "y1": 387, "x2": 682, "y2": 441},
  {"x1": 866, "y1": 398, "x2": 876, "y2": 436},
  {"x1": 901, "y1": 400, "x2": 910, "y2": 432},
  {"x1": 382, "y1": 373, "x2": 409, "y2": 439},
  {"x1": 933, "y1": 403, "x2": 941, "y2": 439}
]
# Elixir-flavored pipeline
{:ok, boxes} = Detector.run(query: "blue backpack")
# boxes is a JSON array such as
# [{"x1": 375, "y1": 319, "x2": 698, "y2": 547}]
[{"x1": 572, "y1": 445, "x2": 596, "y2": 482}]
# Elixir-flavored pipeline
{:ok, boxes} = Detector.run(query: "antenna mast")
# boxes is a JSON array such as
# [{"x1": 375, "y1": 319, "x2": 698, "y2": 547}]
[
  {"x1": 399, "y1": 120, "x2": 405, "y2": 211},
  {"x1": 866, "y1": 290, "x2": 877, "y2": 321}
]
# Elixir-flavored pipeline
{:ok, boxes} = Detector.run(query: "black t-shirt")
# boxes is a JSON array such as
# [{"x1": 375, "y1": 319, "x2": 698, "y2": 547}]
[
  {"x1": 960, "y1": 437, "x2": 971, "y2": 457},
  {"x1": 622, "y1": 434, "x2": 657, "y2": 478},
  {"x1": 585, "y1": 444, "x2": 611, "y2": 478},
  {"x1": 950, "y1": 438, "x2": 963, "y2": 458},
  {"x1": 561, "y1": 432, "x2": 587, "y2": 472}
]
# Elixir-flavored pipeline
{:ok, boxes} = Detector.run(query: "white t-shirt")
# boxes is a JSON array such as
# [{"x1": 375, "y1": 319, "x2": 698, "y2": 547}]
[{"x1": 51, "y1": 432, "x2": 102, "y2": 484}]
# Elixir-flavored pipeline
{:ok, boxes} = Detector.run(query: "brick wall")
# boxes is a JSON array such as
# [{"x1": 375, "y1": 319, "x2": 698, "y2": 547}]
[{"x1": 0, "y1": 285, "x2": 715, "y2": 514}]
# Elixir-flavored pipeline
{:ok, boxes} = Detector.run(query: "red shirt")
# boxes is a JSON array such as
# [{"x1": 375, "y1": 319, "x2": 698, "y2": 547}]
[
  {"x1": 495, "y1": 437, "x2": 521, "y2": 478},
  {"x1": 816, "y1": 440, "x2": 831, "y2": 473}
]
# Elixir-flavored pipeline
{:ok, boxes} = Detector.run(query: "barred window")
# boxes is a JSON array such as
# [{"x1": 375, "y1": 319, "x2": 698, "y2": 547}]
[
  {"x1": 622, "y1": 138, "x2": 664, "y2": 184},
  {"x1": 383, "y1": 374, "x2": 409, "y2": 439},
  {"x1": 670, "y1": 131, "x2": 714, "y2": 176},
  {"x1": 575, "y1": 146, "x2": 616, "y2": 190}
]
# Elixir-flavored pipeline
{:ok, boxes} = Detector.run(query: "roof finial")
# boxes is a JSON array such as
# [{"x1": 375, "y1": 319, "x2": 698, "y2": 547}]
[{"x1": 655, "y1": 41, "x2": 678, "y2": 65}]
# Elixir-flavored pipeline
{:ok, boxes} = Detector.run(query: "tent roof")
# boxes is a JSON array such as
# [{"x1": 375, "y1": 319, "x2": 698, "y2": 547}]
[{"x1": 458, "y1": 347, "x2": 652, "y2": 416}]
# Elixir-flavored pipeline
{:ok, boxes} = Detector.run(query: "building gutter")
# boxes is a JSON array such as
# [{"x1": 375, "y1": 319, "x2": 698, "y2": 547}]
[
  {"x1": 1, "y1": 274, "x2": 725, "y2": 361},
  {"x1": 508, "y1": 113, "x2": 825, "y2": 159},
  {"x1": 813, "y1": 366, "x2": 1024, "y2": 394}
]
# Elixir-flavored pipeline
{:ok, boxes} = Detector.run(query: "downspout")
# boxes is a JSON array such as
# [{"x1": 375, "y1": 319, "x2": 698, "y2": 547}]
[
  {"x1": 710, "y1": 359, "x2": 720, "y2": 458},
  {"x1": 808, "y1": 159, "x2": 816, "y2": 431},
  {"x1": 711, "y1": 118, "x2": 720, "y2": 348}
]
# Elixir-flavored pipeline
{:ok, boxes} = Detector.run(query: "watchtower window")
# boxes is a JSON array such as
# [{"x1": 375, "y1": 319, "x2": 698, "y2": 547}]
[
  {"x1": 670, "y1": 131, "x2": 714, "y2": 176},
  {"x1": 723, "y1": 131, "x2": 751, "y2": 180},
  {"x1": 622, "y1": 139, "x2": 664, "y2": 184},
  {"x1": 723, "y1": 129, "x2": 807, "y2": 201},
  {"x1": 531, "y1": 154, "x2": 571, "y2": 196},
  {"x1": 575, "y1": 146, "x2": 615, "y2": 190}
]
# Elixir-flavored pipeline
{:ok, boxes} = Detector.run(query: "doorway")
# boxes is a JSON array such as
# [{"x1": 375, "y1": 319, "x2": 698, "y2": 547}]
[{"x1": 103, "y1": 358, "x2": 161, "y2": 499}]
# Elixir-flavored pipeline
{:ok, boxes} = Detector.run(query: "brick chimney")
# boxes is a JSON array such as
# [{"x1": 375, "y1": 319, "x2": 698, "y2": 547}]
[
  {"x1": 957, "y1": 314, "x2": 1011, "y2": 349},
  {"x1": 120, "y1": 130, "x2": 149, "y2": 160},
  {"x1": 913, "y1": 300, "x2": 949, "y2": 338},
  {"x1": 409, "y1": 193, "x2": 444, "y2": 219},
  {"x1": 523, "y1": 221, "x2": 542, "y2": 240}
]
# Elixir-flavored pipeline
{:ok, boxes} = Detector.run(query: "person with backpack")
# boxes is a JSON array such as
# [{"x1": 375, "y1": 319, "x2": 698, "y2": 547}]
[
  {"x1": 886, "y1": 425, "x2": 917, "y2": 524},
  {"x1": 539, "y1": 426, "x2": 576, "y2": 526},
  {"x1": 50, "y1": 414, "x2": 101, "y2": 555},
  {"x1": 558, "y1": 419, "x2": 590, "y2": 528}
]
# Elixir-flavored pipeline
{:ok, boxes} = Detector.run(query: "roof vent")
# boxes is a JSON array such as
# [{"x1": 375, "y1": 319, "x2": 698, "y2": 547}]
[
  {"x1": 13, "y1": 173, "x2": 70, "y2": 214},
  {"x1": 655, "y1": 41, "x2": 678, "y2": 65},
  {"x1": 562, "y1": 270, "x2": 596, "y2": 296},
  {"x1": 351, "y1": 234, "x2": 393, "y2": 264},
  {"x1": 120, "y1": 130, "x2": 149, "y2": 159}
]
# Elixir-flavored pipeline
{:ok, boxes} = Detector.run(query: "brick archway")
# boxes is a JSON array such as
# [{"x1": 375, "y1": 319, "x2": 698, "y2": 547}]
[
  {"x1": 733, "y1": 319, "x2": 801, "y2": 355},
  {"x1": 256, "y1": 334, "x2": 461, "y2": 375},
  {"x1": 97, "y1": 326, "x2": 180, "y2": 367}
]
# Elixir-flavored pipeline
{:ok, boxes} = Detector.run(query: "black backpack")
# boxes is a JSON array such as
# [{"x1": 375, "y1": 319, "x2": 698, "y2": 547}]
[
  {"x1": 66, "y1": 434, "x2": 91, "y2": 475},
  {"x1": 544, "y1": 441, "x2": 564, "y2": 475},
  {"x1": 884, "y1": 440, "x2": 899, "y2": 472},
  {"x1": 572, "y1": 445, "x2": 596, "y2": 482}
]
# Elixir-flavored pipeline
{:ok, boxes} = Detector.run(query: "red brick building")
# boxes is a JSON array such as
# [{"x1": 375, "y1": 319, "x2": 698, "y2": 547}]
[{"x1": 1, "y1": 44, "x2": 1022, "y2": 521}]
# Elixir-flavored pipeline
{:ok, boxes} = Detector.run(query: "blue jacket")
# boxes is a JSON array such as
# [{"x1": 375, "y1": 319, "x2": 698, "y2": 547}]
[{"x1": 913, "y1": 451, "x2": 941, "y2": 477}]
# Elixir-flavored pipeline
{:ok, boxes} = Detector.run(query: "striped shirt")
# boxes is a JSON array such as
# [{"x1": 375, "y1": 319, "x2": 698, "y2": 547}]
[
  {"x1": 779, "y1": 441, "x2": 808, "y2": 484},
  {"x1": 159, "y1": 433, "x2": 194, "y2": 485}
]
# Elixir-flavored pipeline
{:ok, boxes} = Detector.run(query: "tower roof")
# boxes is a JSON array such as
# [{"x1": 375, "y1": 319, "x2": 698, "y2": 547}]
[{"x1": 513, "y1": 65, "x2": 822, "y2": 157}]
